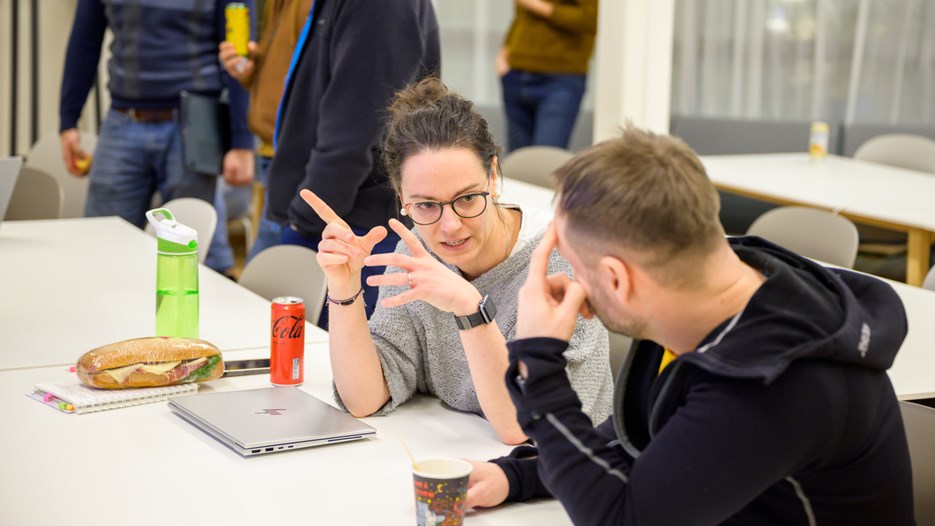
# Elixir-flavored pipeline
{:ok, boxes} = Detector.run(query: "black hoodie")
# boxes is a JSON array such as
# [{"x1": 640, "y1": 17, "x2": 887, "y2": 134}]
[{"x1": 494, "y1": 237, "x2": 914, "y2": 525}]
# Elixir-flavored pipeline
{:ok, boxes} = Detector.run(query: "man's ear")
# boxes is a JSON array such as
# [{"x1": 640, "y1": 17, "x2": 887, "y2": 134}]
[{"x1": 598, "y1": 255, "x2": 632, "y2": 303}]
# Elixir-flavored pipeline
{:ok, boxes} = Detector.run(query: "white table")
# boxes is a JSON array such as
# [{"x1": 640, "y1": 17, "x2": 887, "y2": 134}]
[
  {"x1": 0, "y1": 217, "x2": 327, "y2": 371},
  {"x1": 500, "y1": 177, "x2": 557, "y2": 216},
  {"x1": 701, "y1": 153, "x2": 935, "y2": 286},
  {"x1": 0, "y1": 342, "x2": 571, "y2": 526}
]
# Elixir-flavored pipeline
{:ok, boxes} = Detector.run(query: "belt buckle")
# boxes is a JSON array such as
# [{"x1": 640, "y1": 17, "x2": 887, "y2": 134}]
[{"x1": 126, "y1": 108, "x2": 141, "y2": 122}]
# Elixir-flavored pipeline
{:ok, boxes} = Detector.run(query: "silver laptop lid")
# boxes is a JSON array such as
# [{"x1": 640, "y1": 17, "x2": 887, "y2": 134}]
[
  {"x1": 0, "y1": 157, "x2": 23, "y2": 221},
  {"x1": 169, "y1": 387, "x2": 375, "y2": 451}
]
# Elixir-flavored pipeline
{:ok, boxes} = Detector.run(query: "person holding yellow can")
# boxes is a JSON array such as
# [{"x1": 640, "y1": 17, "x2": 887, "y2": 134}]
[{"x1": 219, "y1": 0, "x2": 314, "y2": 263}]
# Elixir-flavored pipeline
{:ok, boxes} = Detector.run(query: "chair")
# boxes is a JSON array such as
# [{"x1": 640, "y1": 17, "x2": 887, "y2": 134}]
[
  {"x1": 25, "y1": 131, "x2": 98, "y2": 219},
  {"x1": 852, "y1": 134, "x2": 935, "y2": 253},
  {"x1": 608, "y1": 331, "x2": 634, "y2": 381},
  {"x1": 747, "y1": 206, "x2": 859, "y2": 269},
  {"x1": 144, "y1": 197, "x2": 218, "y2": 264},
  {"x1": 239, "y1": 245, "x2": 328, "y2": 324},
  {"x1": 923, "y1": 265, "x2": 935, "y2": 292},
  {"x1": 853, "y1": 134, "x2": 935, "y2": 173},
  {"x1": 500, "y1": 146, "x2": 574, "y2": 188},
  {"x1": 899, "y1": 401, "x2": 935, "y2": 525},
  {"x1": 5, "y1": 167, "x2": 64, "y2": 220}
]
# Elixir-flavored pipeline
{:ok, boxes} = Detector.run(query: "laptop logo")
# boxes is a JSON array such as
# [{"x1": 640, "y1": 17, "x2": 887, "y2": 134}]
[{"x1": 256, "y1": 408, "x2": 287, "y2": 416}]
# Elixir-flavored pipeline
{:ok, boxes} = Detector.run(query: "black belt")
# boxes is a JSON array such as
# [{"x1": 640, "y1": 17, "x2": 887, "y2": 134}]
[{"x1": 115, "y1": 107, "x2": 177, "y2": 123}]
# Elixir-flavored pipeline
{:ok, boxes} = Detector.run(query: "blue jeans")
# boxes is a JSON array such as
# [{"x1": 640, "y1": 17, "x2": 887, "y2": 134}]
[
  {"x1": 501, "y1": 70, "x2": 587, "y2": 151},
  {"x1": 246, "y1": 156, "x2": 281, "y2": 262},
  {"x1": 86, "y1": 108, "x2": 217, "y2": 229},
  {"x1": 280, "y1": 225, "x2": 400, "y2": 329}
]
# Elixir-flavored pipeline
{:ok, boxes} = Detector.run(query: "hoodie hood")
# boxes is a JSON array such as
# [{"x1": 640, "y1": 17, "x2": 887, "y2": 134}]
[{"x1": 678, "y1": 236, "x2": 908, "y2": 384}]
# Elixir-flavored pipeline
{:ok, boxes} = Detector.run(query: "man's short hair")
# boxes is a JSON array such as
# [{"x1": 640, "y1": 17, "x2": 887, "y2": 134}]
[{"x1": 554, "y1": 126, "x2": 725, "y2": 287}]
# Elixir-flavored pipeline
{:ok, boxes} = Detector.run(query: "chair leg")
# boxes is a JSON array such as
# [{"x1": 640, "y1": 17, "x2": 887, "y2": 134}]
[
  {"x1": 251, "y1": 182, "x2": 264, "y2": 243},
  {"x1": 241, "y1": 216, "x2": 254, "y2": 253}
]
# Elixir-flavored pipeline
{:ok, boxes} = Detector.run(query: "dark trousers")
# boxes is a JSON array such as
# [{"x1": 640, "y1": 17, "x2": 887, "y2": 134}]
[{"x1": 501, "y1": 70, "x2": 587, "y2": 151}]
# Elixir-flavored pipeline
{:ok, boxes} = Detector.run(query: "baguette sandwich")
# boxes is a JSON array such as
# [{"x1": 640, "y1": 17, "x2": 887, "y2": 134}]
[{"x1": 77, "y1": 337, "x2": 224, "y2": 389}]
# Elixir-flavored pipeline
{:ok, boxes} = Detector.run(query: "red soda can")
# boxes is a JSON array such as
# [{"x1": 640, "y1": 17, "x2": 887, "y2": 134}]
[{"x1": 271, "y1": 296, "x2": 305, "y2": 386}]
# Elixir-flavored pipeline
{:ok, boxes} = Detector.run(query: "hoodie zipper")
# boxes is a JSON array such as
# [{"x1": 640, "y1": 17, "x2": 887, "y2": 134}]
[{"x1": 648, "y1": 361, "x2": 682, "y2": 438}]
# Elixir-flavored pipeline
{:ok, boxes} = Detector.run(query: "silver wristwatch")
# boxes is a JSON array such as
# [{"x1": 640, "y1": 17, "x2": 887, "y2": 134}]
[{"x1": 453, "y1": 295, "x2": 497, "y2": 330}]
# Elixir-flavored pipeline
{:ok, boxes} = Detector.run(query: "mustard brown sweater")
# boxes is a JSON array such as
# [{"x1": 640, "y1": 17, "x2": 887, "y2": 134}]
[
  {"x1": 504, "y1": 0, "x2": 598, "y2": 75},
  {"x1": 239, "y1": 0, "x2": 313, "y2": 157}
]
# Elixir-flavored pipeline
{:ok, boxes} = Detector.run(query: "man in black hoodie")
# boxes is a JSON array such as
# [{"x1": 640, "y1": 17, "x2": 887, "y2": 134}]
[{"x1": 464, "y1": 127, "x2": 915, "y2": 525}]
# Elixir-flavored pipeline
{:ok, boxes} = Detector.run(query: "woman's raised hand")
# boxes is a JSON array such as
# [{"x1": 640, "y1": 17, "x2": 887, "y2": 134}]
[
  {"x1": 364, "y1": 219, "x2": 482, "y2": 315},
  {"x1": 300, "y1": 190, "x2": 387, "y2": 290}
]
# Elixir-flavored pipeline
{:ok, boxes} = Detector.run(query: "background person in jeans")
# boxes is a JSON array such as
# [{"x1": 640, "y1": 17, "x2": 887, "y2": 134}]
[
  {"x1": 497, "y1": 0, "x2": 597, "y2": 151},
  {"x1": 59, "y1": 0, "x2": 254, "y2": 273}
]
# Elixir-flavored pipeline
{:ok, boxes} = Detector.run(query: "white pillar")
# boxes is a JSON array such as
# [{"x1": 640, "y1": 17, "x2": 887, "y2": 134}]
[{"x1": 592, "y1": 0, "x2": 675, "y2": 142}]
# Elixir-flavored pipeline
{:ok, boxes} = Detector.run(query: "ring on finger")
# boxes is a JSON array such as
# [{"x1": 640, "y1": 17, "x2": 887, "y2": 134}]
[{"x1": 407, "y1": 272, "x2": 413, "y2": 288}]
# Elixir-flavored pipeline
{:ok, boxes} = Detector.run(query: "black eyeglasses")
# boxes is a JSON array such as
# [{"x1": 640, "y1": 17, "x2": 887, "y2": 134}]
[{"x1": 402, "y1": 191, "x2": 491, "y2": 225}]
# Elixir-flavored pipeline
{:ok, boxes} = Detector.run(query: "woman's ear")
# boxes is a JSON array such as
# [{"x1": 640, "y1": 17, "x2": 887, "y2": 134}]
[{"x1": 490, "y1": 156, "x2": 501, "y2": 198}]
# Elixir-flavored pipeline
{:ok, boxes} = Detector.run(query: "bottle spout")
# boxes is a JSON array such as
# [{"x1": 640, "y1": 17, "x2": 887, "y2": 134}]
[{"x1": 146, "y1": 208, "x2": 199, "y2": 253}]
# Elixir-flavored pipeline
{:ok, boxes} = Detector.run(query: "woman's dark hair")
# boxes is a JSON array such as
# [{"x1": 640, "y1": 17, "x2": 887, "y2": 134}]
[{"x1": 383, "y1": 78, "x2": 501, "y2": 194}]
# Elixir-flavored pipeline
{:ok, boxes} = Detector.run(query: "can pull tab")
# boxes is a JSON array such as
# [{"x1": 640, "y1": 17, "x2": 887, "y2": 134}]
[{"x1": 146, "y1": 208, "x2": 198, "y2": 250}]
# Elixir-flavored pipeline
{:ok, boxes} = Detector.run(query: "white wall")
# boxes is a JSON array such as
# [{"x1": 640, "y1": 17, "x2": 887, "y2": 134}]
[
  {"x1": 593, "y1": 0, "x2": 675, "y2": 141},
  {"x1": 0, "y1": 0, "x2": 107, "y2": 158}
]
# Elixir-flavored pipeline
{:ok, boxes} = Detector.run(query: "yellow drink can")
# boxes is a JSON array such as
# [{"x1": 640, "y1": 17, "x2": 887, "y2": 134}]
[
  {"x1": 225, "y1": 3, "x2": 250, "y2": 57},
  {"x1": 809, "y1": 121, "x2": 829, "y2": 159}
]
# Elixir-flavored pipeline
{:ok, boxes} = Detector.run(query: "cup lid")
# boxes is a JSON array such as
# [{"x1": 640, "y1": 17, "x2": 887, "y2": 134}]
[{"x1": 146, "y1": 208, "x2": 198, "y2": 253}]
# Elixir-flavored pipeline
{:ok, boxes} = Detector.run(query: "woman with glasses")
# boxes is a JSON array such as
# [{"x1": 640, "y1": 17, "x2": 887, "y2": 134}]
[{"x1": 301, "y1": 78, "x2": 612, "y2": 444}]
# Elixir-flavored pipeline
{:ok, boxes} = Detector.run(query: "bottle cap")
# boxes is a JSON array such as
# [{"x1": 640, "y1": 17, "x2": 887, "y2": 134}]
[{"x1": 146, "y1": 208, "x2": 198, "y2": 254}]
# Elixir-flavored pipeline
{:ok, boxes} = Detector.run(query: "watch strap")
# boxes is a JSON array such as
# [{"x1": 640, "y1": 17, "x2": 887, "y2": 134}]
[{"x1": 454, "y1": 295, "x2": 496, "y2": 330}]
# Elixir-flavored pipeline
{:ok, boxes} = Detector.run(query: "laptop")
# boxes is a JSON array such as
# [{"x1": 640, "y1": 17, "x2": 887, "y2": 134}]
[
  {"x1": 169, "y1": 387, "x2": 376, "y2": 457},
  {"x1": 0, "y1": 157, "x2": 23, "y2": 222}
]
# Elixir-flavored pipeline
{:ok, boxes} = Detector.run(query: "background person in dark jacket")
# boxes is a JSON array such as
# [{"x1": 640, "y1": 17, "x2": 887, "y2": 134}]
[
  {"x1": 464, "y1": 127, "x2": 914, "y2": 525},
  {"x1": 263, "y1": 0, "x2": 440, "y2": 323}
]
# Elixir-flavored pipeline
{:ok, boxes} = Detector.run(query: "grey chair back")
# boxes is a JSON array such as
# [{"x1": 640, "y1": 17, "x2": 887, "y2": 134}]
[
  {"x1": 144, "y1": 197, "x2": 218, "y2": 264},
  {"x1": 899, "y1": 401, "x2": 935, "y2": 525},
  {"x1": 853, "y1": 134, "x2": 935, "y2": 174},
  {"x1": 608, "y1": 331, "x2": 634, "y2": 381},
  {"x1": 923, "y1": 266, "x2": 935, "y2": 292},
  {"x1": 239, "y1": 245, "x2": 328, "y2": 324},
  {"x1": 25, "y1": 131, "x2": 98, "y2": 219},
  {"x1": 500, "y1": 146, "x2": 574, "y2": 189},
  {"x1": 6, "y1": 167, "x2": 64, "y2": 220},
  {"x1": 747, "y1": 206, "x2": 859, "y2": 268},
  {"x1": 842, "y1": 123, "x2": 935, "y2": 157}
]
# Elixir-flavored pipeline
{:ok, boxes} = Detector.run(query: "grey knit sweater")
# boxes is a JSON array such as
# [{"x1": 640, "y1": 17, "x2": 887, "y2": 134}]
[{"x1": 335, "y1": 213, "x2": 614, "y2": 425}]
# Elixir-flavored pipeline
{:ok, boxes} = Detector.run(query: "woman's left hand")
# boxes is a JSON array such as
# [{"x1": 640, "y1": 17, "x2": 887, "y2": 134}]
[{"x1": 364, "y1": 219, "x2": 482, "y2": 314}]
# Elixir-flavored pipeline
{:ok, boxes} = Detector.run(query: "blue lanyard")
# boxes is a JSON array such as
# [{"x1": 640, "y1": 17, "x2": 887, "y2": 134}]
[{"x1": 273, "y1": 0, "x2": 318, "y2": 149}]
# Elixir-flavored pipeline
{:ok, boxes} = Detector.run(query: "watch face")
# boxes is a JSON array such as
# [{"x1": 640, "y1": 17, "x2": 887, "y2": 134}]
[{"x1": 480, "y1": 295, "x2": 496, "y2": 324}]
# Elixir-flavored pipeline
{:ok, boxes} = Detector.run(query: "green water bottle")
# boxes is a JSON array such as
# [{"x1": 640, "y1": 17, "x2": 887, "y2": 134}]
[{"x1": 146, "y1": 208, "x2": 199, "y2": 338}]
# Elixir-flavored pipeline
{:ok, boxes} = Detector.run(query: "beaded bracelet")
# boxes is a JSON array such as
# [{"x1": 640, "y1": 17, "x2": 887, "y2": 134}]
[{"x1": 326, "y1": 286, "x2": 365, "y2": 307}]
